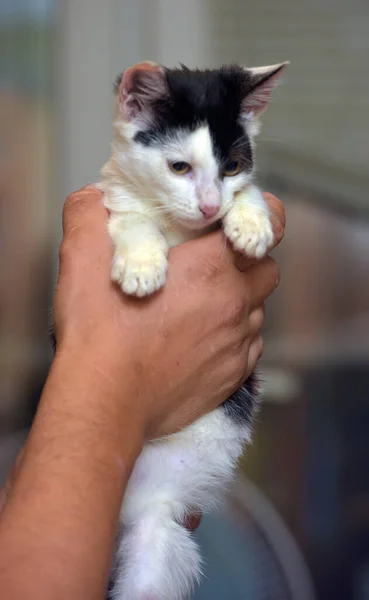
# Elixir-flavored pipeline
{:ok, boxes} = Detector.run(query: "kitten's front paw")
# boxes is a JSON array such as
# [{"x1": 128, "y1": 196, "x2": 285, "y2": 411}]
[
  {"x1": 111, "y1": 250, "x2": 168, "y2": 297},
  {"x1": 223, "y1": 205, "x2": 274, "y2": 259}
]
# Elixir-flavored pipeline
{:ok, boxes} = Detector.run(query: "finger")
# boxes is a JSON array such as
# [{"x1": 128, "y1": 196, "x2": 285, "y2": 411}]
[
  {"x1": 187, "y1": 229, "x2": 233, "y2": 265},
  {"x1": 175, "y1": 229, "x2": 259, "y2": 280},
  {"x1": 62, "y1": 185, "x2": 107, "y2": 239},
  {"x1": 170, "y1": 230, "x2": 243, "y2": 280},
  {"x1": 245, "y1": 334, "x2": 264, "y2": 378},
  {"x1": 233, "y1": 249, "x2": 256, "y2": 273},
  {"x1": 243, "y1": 257, "x2": 280, "y2": 309},
  {"x1": 59, "y1": 186, "x2": 112, "y2": 270},
  {"x1": 247, "y1": 304, "x2": 265, "y2": 338},
  {"x1": 263, "y1": 193, "x2": 286, "y2": 249}
]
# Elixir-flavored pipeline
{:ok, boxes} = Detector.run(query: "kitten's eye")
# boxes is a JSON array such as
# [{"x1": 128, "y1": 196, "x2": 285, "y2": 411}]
[
  {"x1": 223, "y1": 160, "x2": 241, "y2": 176},
  {"x1": 169, "y1": 161, "x2": 191, "y2": 175}
]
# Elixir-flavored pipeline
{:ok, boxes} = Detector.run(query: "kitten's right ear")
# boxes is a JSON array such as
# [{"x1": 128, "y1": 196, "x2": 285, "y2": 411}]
[
  {"x1": 116, "y1": 62, "x2": 168, "y2": 122},
  {"x1": 242, "y1": 62, "x2": 289, "y2": 118}
]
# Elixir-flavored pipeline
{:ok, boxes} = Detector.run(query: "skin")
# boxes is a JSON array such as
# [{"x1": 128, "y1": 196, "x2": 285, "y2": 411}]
[{"x1": 0, "y1": 186, "x2": 285, "y2": 600}]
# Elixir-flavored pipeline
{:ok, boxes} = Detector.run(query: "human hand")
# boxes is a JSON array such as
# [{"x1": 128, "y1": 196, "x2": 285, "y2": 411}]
[{"x1": 54, "y1": 186, "x2": 285, "y2": 440}]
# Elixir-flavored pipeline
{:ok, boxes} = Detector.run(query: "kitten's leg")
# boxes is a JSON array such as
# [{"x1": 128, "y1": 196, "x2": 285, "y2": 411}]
[
  {"x1": 112, "y1": 509, "x2": 201, "y2": 600},
  {"x1": 111, "y1": 410, "x2": 248, "y2": 600},
  {"x1": 223, "y1": 184, "x2": 274, "y2": 258},
  {"x1": 108, "y1": 212, "x2": 169, "y2": 297}
]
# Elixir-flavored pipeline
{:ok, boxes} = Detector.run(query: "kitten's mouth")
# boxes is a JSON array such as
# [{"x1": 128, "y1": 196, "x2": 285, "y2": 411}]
[
  {"x1": 176, "y1": 204, "x2": 227, "y2": 229},
  {"x1": 179, "y1": 214, "x2": 222, "y2": 230}
]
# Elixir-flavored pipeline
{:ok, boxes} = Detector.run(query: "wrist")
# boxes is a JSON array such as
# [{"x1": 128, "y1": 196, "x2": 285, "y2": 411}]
[
  {"x1": 48, "y1": 341, "x2": 145, "y2": 463},
  {"x1": 0, "y1": 341, "x2": 145, "y2": 599}
]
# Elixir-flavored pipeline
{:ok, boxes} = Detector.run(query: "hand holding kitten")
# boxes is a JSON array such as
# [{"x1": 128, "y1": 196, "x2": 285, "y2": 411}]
[{"x1": 54, "y1": 185, "x2": 284, "y2": 439}]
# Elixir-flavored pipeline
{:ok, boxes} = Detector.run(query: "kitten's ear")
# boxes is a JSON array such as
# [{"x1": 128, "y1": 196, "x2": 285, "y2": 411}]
[
  {"x1": 242, "y1": 62, "x2": 289, "y2": 118},
  {"x1": 117, "y1": 61, "x2": 168, "y2": 121}
]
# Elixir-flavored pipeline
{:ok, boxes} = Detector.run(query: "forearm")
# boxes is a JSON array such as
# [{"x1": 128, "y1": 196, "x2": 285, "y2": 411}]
[{"x1": 0, "y1": 345, "x2": 143, "y2": 600}]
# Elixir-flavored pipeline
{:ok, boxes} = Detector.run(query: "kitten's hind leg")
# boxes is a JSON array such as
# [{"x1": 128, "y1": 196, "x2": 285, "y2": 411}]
[{"x1": 111, "y1": 509, "x2": 201, "y2": 600}]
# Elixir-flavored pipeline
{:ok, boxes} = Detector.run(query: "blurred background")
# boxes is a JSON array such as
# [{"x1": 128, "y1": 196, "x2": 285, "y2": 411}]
[{"x1": 1, "y1": 1, "x2": 369, "y2": 599}]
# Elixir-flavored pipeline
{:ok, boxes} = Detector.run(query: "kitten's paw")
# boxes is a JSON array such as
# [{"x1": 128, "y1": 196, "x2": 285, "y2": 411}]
[
  {"x1": 223, "y1": 206, "x2": 274, "y2": 259},
  {"x1": 111, "y1": 250, "x2": 168, "y2": 297}
]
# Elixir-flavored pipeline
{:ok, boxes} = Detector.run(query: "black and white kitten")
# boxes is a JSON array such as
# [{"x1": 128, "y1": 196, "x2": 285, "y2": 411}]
[{"x1": 99, "y1": 61, "x2": 288, "y2": 600}]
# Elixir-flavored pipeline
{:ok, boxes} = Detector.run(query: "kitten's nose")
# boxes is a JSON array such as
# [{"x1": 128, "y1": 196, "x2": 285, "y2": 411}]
[
  {"x1": 200, "y1": 204, "x2": 219, "y2": 219},
  {"x1": 198, "y1": 186, "x2": 220, "y2": 219}
]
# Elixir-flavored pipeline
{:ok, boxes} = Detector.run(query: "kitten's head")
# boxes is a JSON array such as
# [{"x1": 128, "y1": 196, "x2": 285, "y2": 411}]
[{"x1": 113, "y1": 61, "x2": 288, "y2": 228}]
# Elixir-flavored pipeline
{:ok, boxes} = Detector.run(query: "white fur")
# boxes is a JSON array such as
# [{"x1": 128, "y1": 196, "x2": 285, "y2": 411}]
[
  {"x1": 99, "y1": 78, "x2": 274, "y2": 599},
  {"x1": 112, "y1": 411, "x2": 249, "y2": 600},
  {"x1": 223, "y1": 186, "x2": 274, "y2": 258},
  {"x1": 101, "y1": 122, "x2": 269, "y2": 296}
]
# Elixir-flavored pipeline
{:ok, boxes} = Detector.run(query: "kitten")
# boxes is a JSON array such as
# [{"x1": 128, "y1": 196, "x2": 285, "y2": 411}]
[{"x1": 99, "y1": 61, "x2": 288, "y2": 600}]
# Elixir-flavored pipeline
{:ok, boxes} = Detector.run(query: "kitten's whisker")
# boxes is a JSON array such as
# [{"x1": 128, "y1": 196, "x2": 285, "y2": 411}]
[
  {"x1": 233, "y1": 135, "x2": 249, "y2": 150},
  {"x1": 149, "y1": 206, "x2": 173, "y2": 217},
  {"x1": 150, "y1": 207, "x2": 170, "y2": 215}
]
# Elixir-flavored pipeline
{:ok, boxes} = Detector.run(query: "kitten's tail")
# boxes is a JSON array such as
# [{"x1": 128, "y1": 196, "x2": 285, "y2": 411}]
[{"x1": 112, "y1": 508, "x2": 202, "y2": 600}]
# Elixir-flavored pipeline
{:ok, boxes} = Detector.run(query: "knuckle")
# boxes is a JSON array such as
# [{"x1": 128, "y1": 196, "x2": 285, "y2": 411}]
[
  {"x1": 63, "y1": 187, "x2": 101, "y2": 229},
  {"x1": 255, "y1": 304, "x2": 265, "y2": 329},
  {"x1": 255, "y1": 303, "x2": 265, "y2": 323},
  {"x1": 224, "y1": 298, "x2": 244, "y2": 328},
  {"x1": 233, "y1": 331, "x2": 246, "y2": 353},
  {"x1": 235, "y1": 355, "x2": 248, "y2": 385},
  {"x1": 58, "y1": 237, "x2": 74, "y2": 264},
  {"x1": 257, "y1": 336, "x2": 264, "y2": 358},
  {"x1": 273, "y1": 218, "x2": 285, "y2": 245},
  {"x1": 63, "y1": 189, "x2": 89, "y2": 218},
  {"x1": 64, "y1": 190, "x2": 83, "y2": 212},
  {"x1": 265, "y1": 257, "x2": 280, "y2": 286}
]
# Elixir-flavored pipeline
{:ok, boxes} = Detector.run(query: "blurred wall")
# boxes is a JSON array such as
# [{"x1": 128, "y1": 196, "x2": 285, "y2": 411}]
[
  {"x1": 58, "y1": 0, "x2": 212, "y2": 201},
  {"x1": 0, "y1": 0, "x2": 56, "y2": 433},
  {"x1": 59, "y1": 0, "x2": 369, "y2": 213},
  {"x1": 209, "y1": 0, "x2": 369, "y2": 216}
]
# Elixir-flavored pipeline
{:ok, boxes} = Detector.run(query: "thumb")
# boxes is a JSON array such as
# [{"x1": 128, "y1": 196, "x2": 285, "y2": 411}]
[{"x1": 62, "y1": 185, "x2": 106, "y2": 239}]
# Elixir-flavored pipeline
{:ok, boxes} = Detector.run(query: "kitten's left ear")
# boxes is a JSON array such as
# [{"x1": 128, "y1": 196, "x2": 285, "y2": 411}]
[
  {"x1": 117, "y1": 61, "x2": 168, "y2": 122},
  {"x1": 242, "y1": 61, "x2": 289, "y2": 118}
]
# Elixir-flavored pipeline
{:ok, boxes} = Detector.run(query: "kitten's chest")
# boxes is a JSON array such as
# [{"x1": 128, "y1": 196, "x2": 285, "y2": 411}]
[
  {"x1": 163, "y1": 227, "x2": 203, "y2": 248},
  {"x1": 158, "y1": 216, "x2": 219, "y2": 249}
]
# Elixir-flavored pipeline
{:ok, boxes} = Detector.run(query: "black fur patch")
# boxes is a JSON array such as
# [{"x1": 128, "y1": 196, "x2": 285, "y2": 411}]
[
  {"x1": 134, "y1": 65, "x2": 254, "y2": 170},
  {"x1": 222, "y1": 371, "x2": 260, "y2": 426}
]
